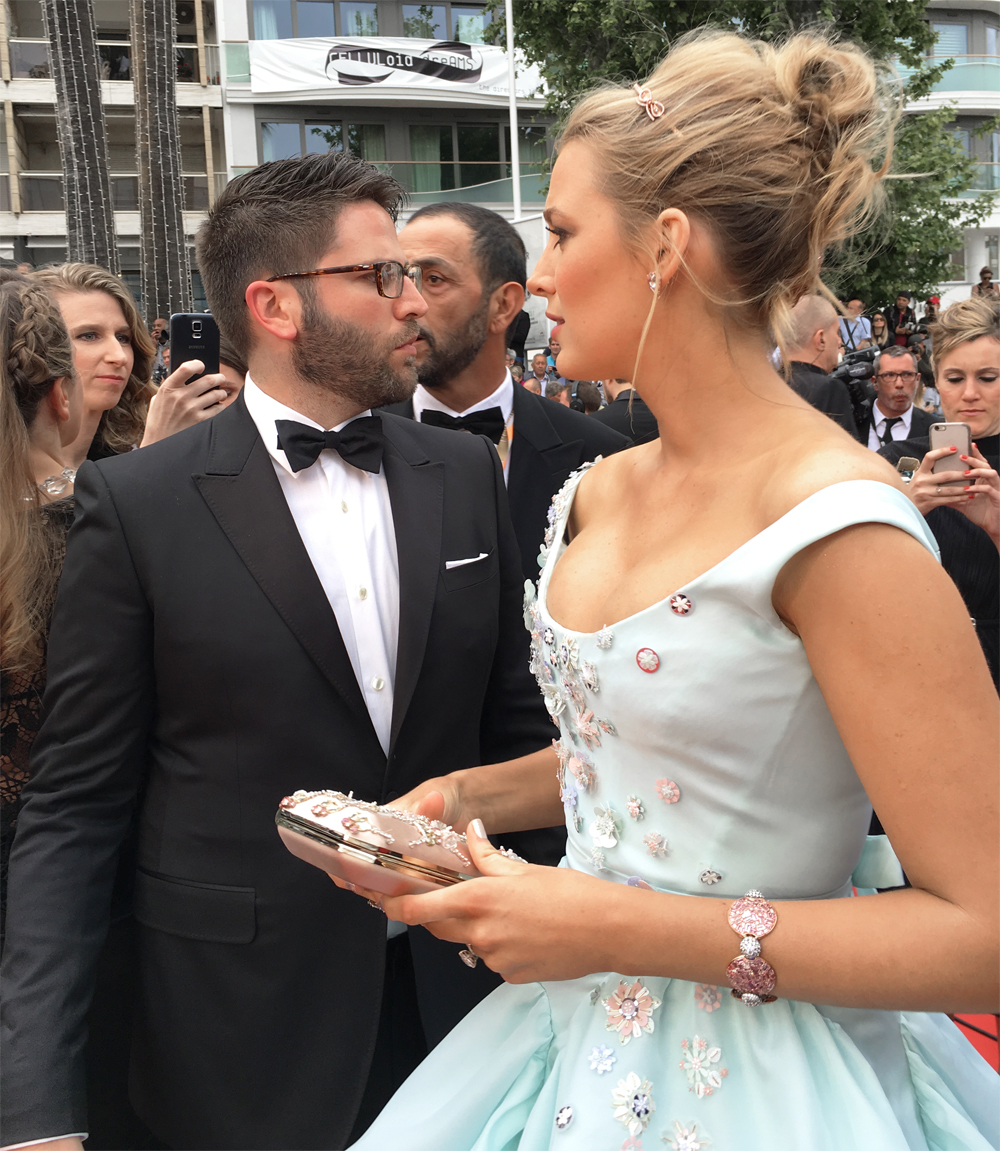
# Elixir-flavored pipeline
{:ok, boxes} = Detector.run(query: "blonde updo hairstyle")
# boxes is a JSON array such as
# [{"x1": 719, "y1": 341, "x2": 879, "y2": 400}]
[
  {"x1": 558, "y1": 31, "x2": 897, "y2": 368},
  {"x1": 32, "y1": 263, "x2": 155, "y2": 454},
  {"x1": 928, "y1": 295, "x2": 1000, "y2": 373}
]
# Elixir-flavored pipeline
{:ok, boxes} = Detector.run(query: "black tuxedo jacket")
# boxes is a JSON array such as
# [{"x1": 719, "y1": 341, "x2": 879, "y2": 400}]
[
  {"x1": 0, "y1": 396, "x2": 552, "y2": 1151},
  {"x1": 384, "y1": 384, "x2": 630, "y2": 585},
  {"x1": 590, "y1": 390, "x2": 659, "y2": 445},
  {"x1": 864, "y1": 402, "x2": 935, "y2": 445}
]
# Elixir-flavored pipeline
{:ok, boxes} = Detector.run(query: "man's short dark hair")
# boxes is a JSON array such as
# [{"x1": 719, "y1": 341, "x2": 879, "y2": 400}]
[
  {"x1": 195, "y1": 151, "x2": 405, "y2": 360},
  {"x1": 576, "y1": 380, "x2": 602, "y2": 413},
  {"x1": 406, "y1": 201, "x2": 527, "y2": 296},
  {"x1": 878, "y1": 345, "x2": 917, "y2": 371}
]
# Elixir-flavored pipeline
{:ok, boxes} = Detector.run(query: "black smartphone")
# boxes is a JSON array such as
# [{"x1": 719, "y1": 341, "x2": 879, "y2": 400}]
[{"x1": 169, "y1": 313, "x2": 220, "y2": 383}]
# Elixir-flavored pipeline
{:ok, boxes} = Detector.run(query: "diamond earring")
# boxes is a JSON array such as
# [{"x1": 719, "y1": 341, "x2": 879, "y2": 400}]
[{"x1": 647, "y1": 272, "x2": 657, "y2": 293}]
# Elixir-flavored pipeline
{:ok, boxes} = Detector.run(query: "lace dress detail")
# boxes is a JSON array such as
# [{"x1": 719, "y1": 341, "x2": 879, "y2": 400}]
[{"x1": 1, "y1": 497, "x2": 74, "y2": 942}]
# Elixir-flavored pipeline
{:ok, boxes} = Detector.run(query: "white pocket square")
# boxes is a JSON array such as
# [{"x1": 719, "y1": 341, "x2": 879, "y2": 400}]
[{"x1": 445, "y1": 552, "x2": 489, "y2": 570}]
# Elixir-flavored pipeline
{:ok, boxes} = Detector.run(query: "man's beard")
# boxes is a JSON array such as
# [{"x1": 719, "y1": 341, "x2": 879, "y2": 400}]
[
  {"x1": 291, "y1": 293, "x2": 419, "y2": 408},
  {"x1": 417, "y1": 295, "x2": 490, "y2": 390}
]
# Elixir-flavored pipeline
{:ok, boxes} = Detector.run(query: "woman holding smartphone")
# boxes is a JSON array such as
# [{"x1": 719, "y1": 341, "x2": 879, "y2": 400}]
[
  {"x1": 880, "y1": 295, "x2": 999, "y2": 687},
  {"x1": 32, "y1": 264, "x2": 234, "y2": 465},
  {"x1": 346, "y1": 31, "x2": 998, "y2": 1151}
]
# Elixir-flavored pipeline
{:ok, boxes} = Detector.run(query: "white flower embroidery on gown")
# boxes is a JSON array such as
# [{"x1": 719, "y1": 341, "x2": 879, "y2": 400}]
[{"x1": 352, "y1": 467, "x2": 999, "y2": 1151}]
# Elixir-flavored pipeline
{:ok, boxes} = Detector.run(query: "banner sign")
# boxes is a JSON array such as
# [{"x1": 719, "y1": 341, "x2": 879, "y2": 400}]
[{"x1": 249, "y1": 36, "x2": 542, "y2": 99}]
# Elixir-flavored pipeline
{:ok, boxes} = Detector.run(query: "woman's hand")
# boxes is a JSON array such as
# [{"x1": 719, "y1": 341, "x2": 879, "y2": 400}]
[
  {"x1": 139, "y1": 360, "x2": 235, "y2": 447},
  {"x1": 380, "y1": 821, "x2": 620, "y2": 984},
  {"x1": 386, "y1": 774, "x2": 467, "y2": 828},
  {"x1": 954, "y1": 443, "x2": 1000, "y2": 546},
  {"x1": 907, "y1": 445, "x2": 979, "y2": 516}
]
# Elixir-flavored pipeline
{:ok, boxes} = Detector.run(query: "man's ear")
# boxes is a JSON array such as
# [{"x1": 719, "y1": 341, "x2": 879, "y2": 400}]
[
  {"x1": 489, "y1": 281, "x2": 525, "y2": 335},
  {"x1": 245, "y1": 280, "x2": 303, "y2": 343}
]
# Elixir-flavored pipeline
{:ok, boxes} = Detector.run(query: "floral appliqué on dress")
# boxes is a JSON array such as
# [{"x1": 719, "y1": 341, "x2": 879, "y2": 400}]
[
  {"x1": 626, "y1": 795, "x2": 644, "y2": 820},
  {"x1": 611, "y1": 1072, "x2": 655, "y2": 1137},
  {"x1": 590, "y1": 805, "x2": 621, "y2": 849},
  {"x1": 589, "y1": 1044, "x2": 617, "y2": 1074},
  {"x1": 603, "y1": 979, "x2": 662, "y2": 1043},
  {"x1": 643, "y1": 832, "x2": 668, "y2": 858},
  {"x1": 679, "y1": 1037, "x2": 728, "y2": 1097},
  {"x1": 694, "y1": 984, "x2": 723, "y2": 1012},
  {"x1": 655, "y1": 778, "x2": 681, "y2": 804},
  {"x1": 667, "y1": 1120, "x2": 710, "y2": 1150}
]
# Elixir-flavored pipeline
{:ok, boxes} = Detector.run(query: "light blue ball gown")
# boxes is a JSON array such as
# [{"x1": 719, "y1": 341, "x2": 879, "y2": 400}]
[{"x1": 352, "y1": 468, "x2": 999, "y2": 1151}]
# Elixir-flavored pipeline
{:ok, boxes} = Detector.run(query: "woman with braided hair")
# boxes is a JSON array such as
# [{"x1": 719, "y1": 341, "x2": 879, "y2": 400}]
[{"x1": 0, "y1": 269, "x2": 80, "y2": 938}]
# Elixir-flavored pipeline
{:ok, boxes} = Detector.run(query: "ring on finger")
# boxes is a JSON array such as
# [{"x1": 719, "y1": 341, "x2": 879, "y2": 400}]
[{"x1": 367, "y1": 897, "x2": 383, "y2": 912}]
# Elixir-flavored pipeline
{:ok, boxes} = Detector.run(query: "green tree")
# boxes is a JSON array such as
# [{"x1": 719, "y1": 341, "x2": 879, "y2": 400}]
[{"x1": 489, "y1": 0, "x2": 996, "y2": 305}]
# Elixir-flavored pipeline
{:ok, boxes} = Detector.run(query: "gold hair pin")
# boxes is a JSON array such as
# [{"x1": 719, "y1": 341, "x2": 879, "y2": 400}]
[{"x1": 633, "y1": 83, "x2": 665, "y2": 121}]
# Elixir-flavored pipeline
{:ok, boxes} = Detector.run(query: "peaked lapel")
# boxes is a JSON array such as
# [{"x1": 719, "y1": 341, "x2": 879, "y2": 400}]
[
  {"x1": 193, "y1": 396, "x2": 381, "y2": 752},
  {"x1": 380, "y1": 415, "x2": 445, "y2": 755}
]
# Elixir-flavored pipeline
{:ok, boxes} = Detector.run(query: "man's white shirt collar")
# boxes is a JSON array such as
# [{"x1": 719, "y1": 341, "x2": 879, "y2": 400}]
[
  {"x1": 412, "y1": 370, "x2": 514, "y2": 425},
  {"x1": 242, "y1": 375, "x2": 376, "y2": 476}
]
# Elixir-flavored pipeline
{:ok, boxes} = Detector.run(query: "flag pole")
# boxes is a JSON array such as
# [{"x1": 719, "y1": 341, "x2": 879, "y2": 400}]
[{"x1": 505, "y1": 0, "x2": 521, "y2": 221}]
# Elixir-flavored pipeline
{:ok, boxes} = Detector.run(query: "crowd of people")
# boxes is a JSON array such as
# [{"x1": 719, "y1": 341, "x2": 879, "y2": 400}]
[{"x1": 0, "y1": 25, "x2": 997, "y2": 1151}]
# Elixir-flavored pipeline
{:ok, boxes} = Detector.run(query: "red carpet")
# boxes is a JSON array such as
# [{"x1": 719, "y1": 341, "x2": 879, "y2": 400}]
[{"x1": 951, "y1": 1014, "x2": 999, "y2": 1071}]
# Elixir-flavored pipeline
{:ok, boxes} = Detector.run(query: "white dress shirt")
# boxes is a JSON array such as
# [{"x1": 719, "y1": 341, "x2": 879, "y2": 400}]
[
  {"x1": 243, "y1": 377, "x2": 399, "y2": 756},
  {"x1": 412, "y1": 371, "x2": 514, "y2": 484},
  {"x1": 867, "y1": 400, "x2": 914, "y2": 452}
]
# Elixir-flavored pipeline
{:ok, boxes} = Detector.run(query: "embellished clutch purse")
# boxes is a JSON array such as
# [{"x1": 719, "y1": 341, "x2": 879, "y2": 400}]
[{"x1": 275, "y1": 790, "x2": 483, "y2": 895}]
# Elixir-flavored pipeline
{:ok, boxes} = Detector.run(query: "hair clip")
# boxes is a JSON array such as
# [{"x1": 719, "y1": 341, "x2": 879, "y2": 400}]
[{"x1": 633, "y1": 83, "x2": 665, "y2": 122}]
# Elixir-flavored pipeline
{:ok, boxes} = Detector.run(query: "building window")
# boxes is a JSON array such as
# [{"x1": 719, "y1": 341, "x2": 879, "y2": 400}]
[
  {"x1": 403, "y1": 4, "x2": 445, "y2": 38},
  {"x1": 987, "y1": 26, "x2": 998, "y2": 56},
  {"x1": 986, "y1": 235, "x2": 999, "y2": 279},
  {"x1": 452, "y1": 5, "x2": 489, "y2": 43},
  {"x1": 306, "y1": 123, "x2": 342, "y2": 152},
  {"x1": 504, "y1": 124, "x2": 548, "y2": 176},
  {"x1": 260, "y1": 119, "x2": 385, "y2": 163},
  {"x1": 931, "y1": 23, "x2": 968, "y2": 56},
  {"x1": 253, "y1": 0, "x2": 294, "y2": 39},
  {"x1": 457, "y1": 123, "x2": 501, "y2": 185},
  {"x1": 409, "y1": 124, "x2": 455, "y2": 191},
  {"x1": 261, "y1": 121, "x2": 303, "y2": 161},
  {"x1": 347, "y1": 123, "x2": 386, "y2": 160},
  {"x1": 341, "y1": 2, "x2": 378, "y2": 35},
  {"x1": 946, "y1": 247, "x2": 966, "y2": 281},
  {"x1": 297, "y1": 0, "x2": 336, "y2": 35}
]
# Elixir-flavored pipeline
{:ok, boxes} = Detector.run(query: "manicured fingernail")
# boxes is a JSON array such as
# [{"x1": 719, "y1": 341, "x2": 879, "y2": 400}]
[
  {"x1": 950, "y1": 446, "x2": 957, "y2": 451},
  {"x1": 469, "y1": 818, "x2": 486, "y2": 840}
]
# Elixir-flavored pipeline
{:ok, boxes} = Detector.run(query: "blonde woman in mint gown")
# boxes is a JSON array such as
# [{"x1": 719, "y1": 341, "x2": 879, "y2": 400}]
[{"x1": 347, "y1": 30, "x2": 999, "y2": 1151}]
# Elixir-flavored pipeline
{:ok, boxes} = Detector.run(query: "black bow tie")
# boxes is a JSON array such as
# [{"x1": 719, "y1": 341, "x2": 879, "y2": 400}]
[
  {"x1": 275, "y1": 416, "x2": 384, "y2": 474},
  {"x1": 420, "y1": 406, "x2": 506, "y2": 445}
]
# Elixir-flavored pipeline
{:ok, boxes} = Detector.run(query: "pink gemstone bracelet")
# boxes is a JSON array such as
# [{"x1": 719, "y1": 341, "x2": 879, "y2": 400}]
[{"x1": 726, "y1": 889, "x2": 778, "y2": 1007}]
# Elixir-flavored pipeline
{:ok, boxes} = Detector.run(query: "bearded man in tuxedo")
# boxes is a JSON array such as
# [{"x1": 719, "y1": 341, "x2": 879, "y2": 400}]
[
  {"x1": 0, "y1": 153, "x2": 552, "y2": 1151},
  {"x1": 382, "y1": 202, "x2": 629, "y2": 587}
]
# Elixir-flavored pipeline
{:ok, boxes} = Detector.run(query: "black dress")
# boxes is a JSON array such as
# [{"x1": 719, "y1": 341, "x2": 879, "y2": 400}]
[
  {"x1": 0, "y1": 495, "x2": 158, "y2": 1149},
  {"x1": 880, "y1": 433, "x2": 999, "y2": 689},
  {"x1": 1, "y1": 497, "x2": 75, "y2": 941}
]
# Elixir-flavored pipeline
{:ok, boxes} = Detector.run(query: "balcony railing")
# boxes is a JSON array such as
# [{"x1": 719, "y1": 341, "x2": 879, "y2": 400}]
[
  {"x1": 14, "y1": 173, "x2": 216, "y2": 212},
  {"x1": 894, "y1": 53, "x2": 1000, "y2": 93},
  {"x1": 8, "y1": 39, "x2": 221, "y2": 84}
]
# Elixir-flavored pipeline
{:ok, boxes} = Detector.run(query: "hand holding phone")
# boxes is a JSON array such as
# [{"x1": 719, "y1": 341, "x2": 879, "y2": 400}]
[{"x1": 169, "y1": 312, "x2": 220, "y2": 382}]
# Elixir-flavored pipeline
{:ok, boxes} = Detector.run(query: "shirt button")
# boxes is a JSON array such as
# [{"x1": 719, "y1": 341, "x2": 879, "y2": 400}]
[
  {"x1": 358, "y1": 586, "x2": 368, "y2": 600},
  {"x1": 371, "y1": 676, "x2": 385, "y2": 691},
  {"x1": 341, "y1": 501, "x2": 348, "y2": 513}
]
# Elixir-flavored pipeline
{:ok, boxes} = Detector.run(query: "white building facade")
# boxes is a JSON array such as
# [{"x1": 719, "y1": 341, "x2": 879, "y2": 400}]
[{"x1": 0, "y1": 0, "x2": 995, "y2": 313}]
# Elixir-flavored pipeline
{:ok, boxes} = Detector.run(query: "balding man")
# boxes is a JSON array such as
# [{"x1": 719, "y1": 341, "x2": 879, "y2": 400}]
[{"x1": 785, "y1": 294, "x2": 858, "y2": 437}]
